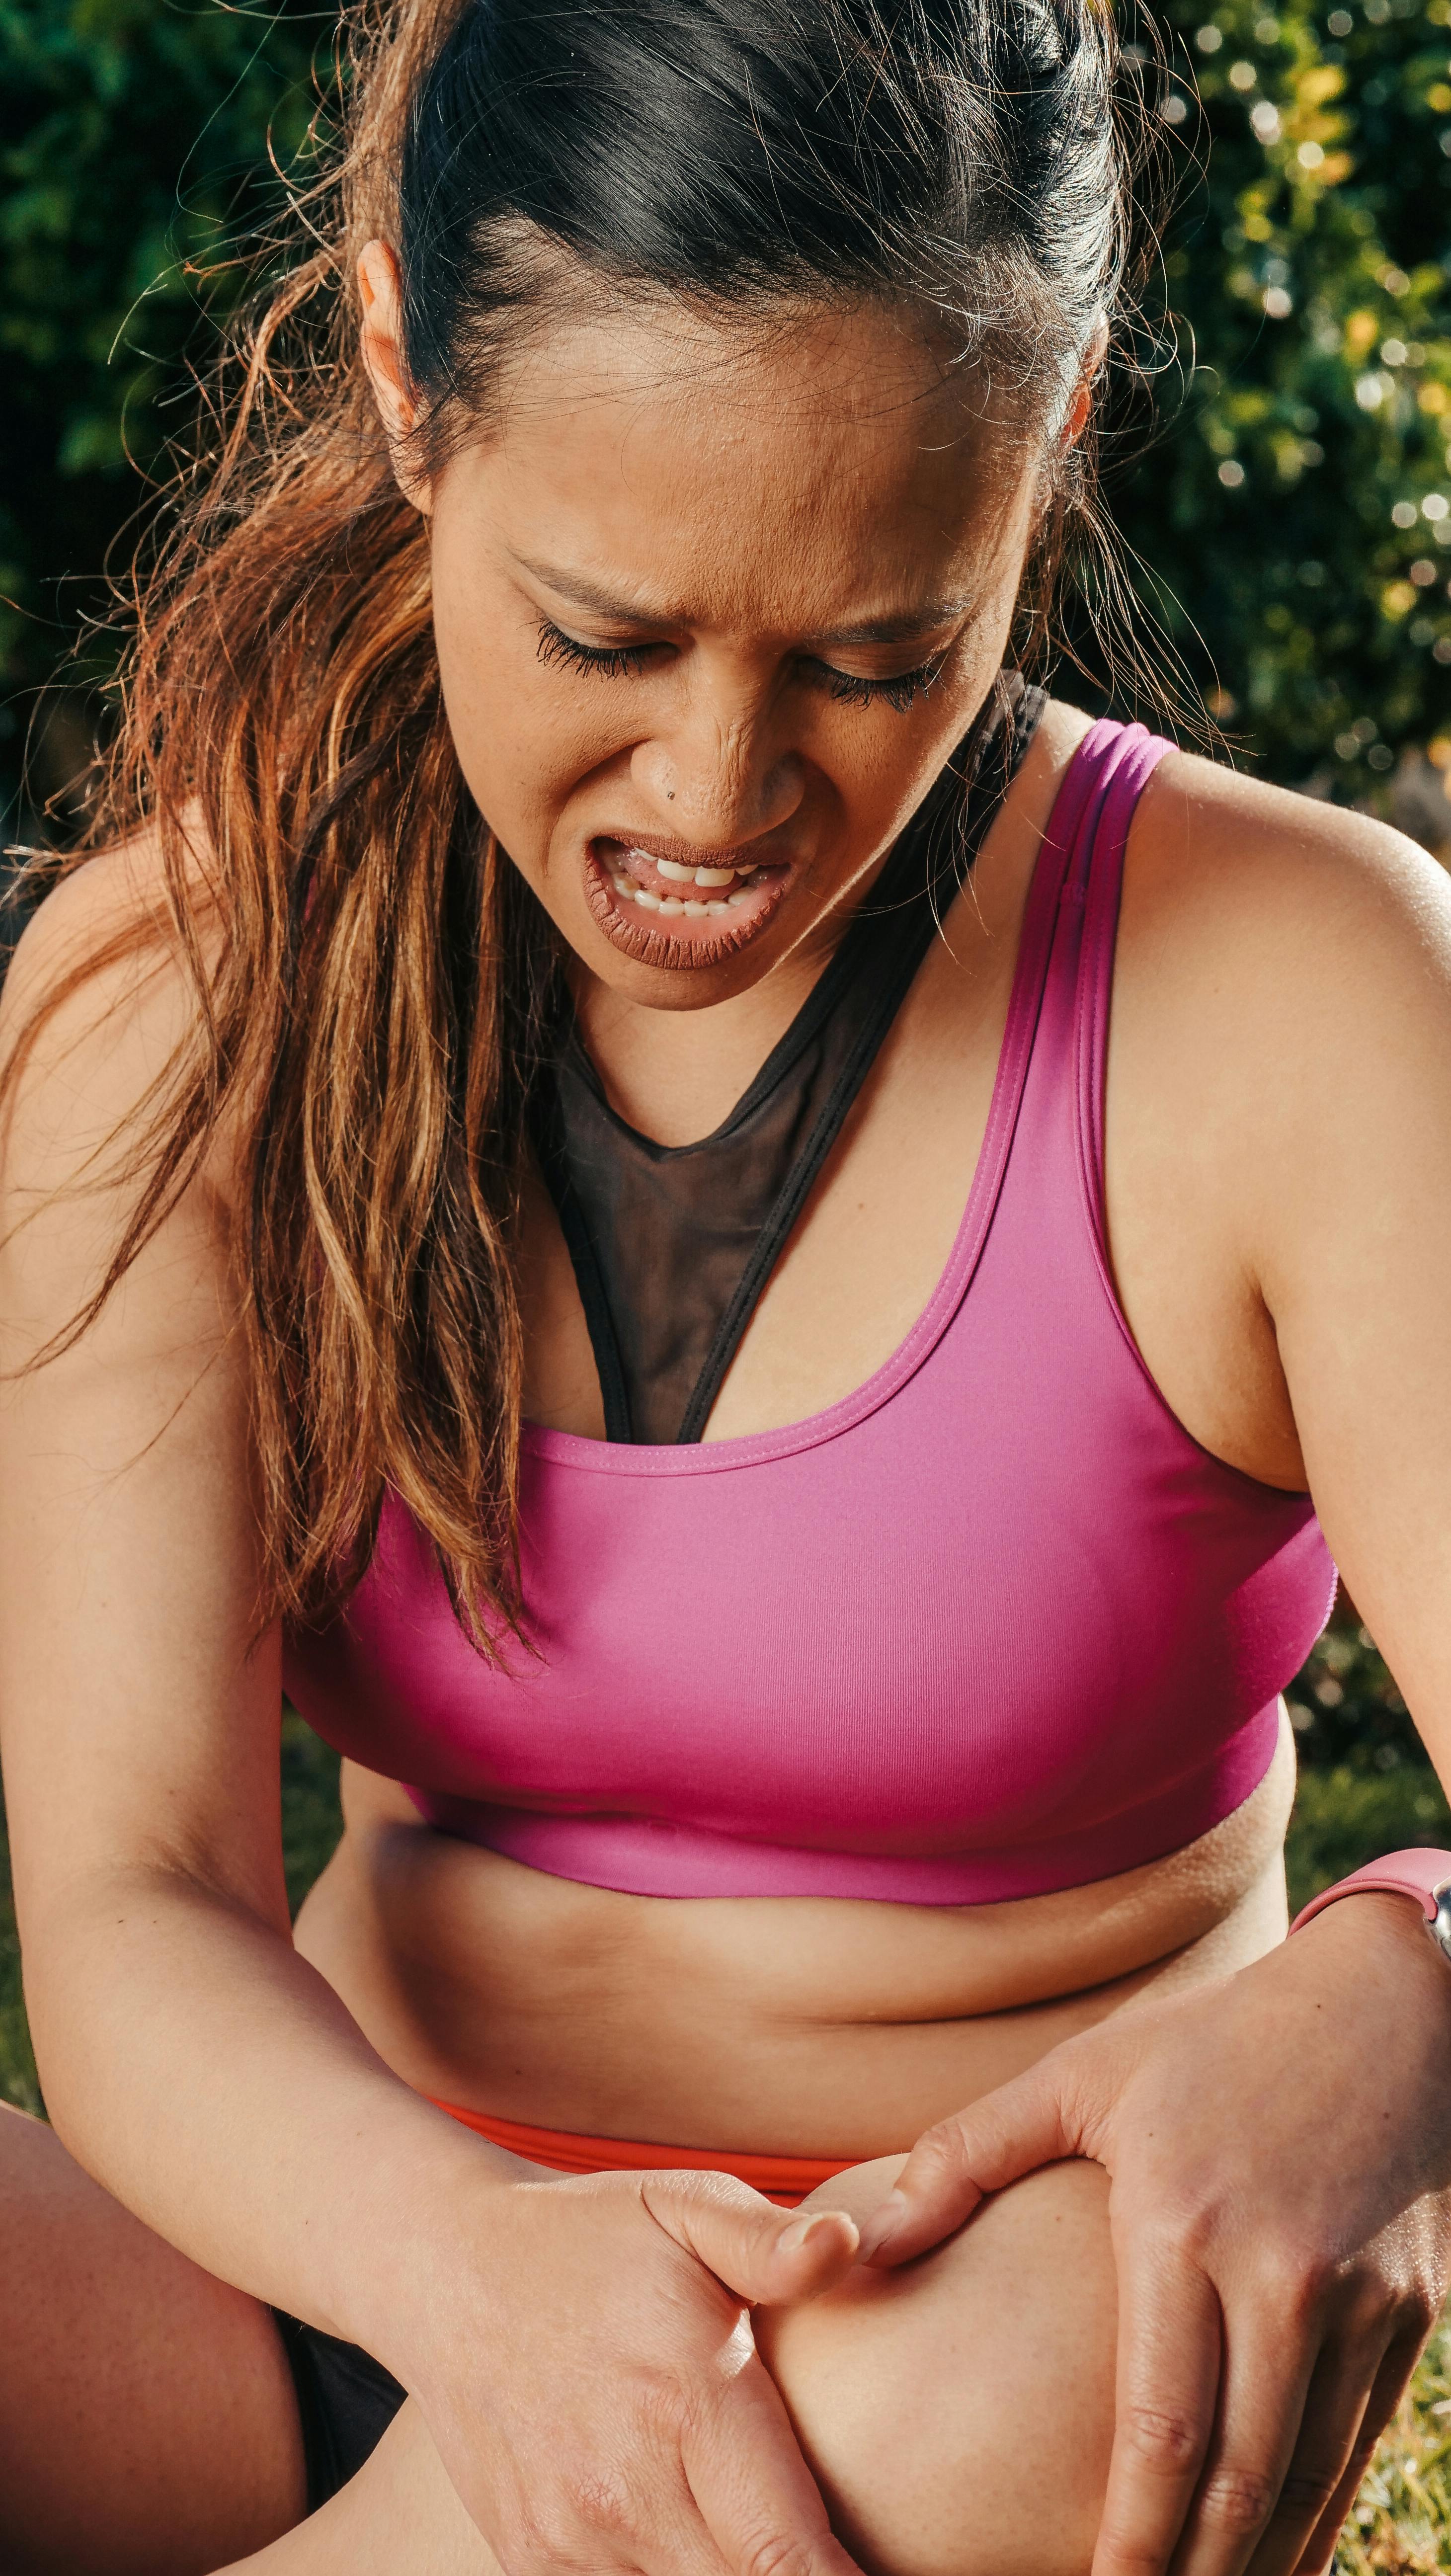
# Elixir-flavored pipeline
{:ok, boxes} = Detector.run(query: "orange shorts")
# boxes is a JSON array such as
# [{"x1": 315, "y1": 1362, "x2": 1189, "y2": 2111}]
[{"x1": 431, "y1": 2098, "x2": 857, "y2": 2209}]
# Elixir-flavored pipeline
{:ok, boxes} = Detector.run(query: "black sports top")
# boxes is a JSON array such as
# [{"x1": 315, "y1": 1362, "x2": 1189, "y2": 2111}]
[{"x1": 528, "y1": 674, "x2": 1046, "y2": 1444}]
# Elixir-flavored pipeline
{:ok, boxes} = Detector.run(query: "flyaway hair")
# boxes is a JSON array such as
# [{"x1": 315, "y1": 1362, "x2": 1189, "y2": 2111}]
[{"x1": 1, "y1": 0, "x2": 1170, "y2": 1645}]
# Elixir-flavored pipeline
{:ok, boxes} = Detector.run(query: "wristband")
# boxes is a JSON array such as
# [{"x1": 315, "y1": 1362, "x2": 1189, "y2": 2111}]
[{"x1": 1289, "y1": 1848, "x2": 1451, "y2": 1961}]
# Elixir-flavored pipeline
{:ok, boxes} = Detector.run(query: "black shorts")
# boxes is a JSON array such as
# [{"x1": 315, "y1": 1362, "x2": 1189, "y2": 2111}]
[{"x1": 272, "y1": 2309, "x2": 409, "y2": 2510}]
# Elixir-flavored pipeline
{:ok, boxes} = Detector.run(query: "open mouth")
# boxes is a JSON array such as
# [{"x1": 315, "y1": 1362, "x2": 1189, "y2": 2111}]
[{"x1": 584, "y1": 834, "x2": 795, "y2": 967}]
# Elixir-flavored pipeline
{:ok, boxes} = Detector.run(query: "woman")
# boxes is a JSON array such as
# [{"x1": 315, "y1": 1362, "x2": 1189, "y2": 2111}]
[{"x1": 3, "y1": 0, "x2": 1451, "y2": 2570}]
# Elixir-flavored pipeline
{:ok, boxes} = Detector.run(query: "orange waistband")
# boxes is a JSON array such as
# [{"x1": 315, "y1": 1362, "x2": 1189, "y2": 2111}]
[{"x1": 430, "y1": 2098, "x2": 854, "y2": 2208}]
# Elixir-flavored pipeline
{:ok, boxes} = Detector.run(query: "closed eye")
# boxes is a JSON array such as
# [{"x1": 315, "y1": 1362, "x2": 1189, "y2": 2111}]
[
  {"x1": 536, "y1": 621, "x2": 660, "y2": 681},
  {"x1": 813, "y1": 653, "x2": 950, "y2": 713},
  {"x1": 535, "y1": 619, "x2": 950, "y2": 714}
]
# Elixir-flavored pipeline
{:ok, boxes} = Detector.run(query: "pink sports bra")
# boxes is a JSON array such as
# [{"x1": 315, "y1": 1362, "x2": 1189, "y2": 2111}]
[{"x1": 284, "y1": 720, "x2": 1336, "y2": 1905}]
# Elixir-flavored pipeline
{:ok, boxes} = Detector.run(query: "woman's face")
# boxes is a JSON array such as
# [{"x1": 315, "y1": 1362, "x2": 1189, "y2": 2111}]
[{"x1": 362, "y1": 258, "x2": 1053, "y2": 1011}]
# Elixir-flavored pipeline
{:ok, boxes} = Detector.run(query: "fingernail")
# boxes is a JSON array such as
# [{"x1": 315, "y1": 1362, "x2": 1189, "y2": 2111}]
[
  {"x1": 853, "y1": 2190, "x2": 906, "y2": 2261},
  {"x1": 778, "y1": 2210, "x2": 855, "y2": 2257}
]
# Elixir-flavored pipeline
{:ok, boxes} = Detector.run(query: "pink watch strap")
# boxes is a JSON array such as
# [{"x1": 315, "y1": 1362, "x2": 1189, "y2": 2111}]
[{"x1": 1289, "y1": 1848, "x2": 1451, "y2": 1938}]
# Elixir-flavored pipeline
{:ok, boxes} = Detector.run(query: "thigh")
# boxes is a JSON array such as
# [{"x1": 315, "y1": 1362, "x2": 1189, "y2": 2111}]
[
  {"x1": 228, "y1": 2157, "x2": 1119, "y2": 2576},
  {"x1": 757, "y1": 2153, "x2": 1119, "y2": 2576},
  {"x1": 222, "y1": 2402, "x2": 491, "y2": 2574},
  {"x1": 0, "y1": 2098, "x2": 307, "y2": 2575}
]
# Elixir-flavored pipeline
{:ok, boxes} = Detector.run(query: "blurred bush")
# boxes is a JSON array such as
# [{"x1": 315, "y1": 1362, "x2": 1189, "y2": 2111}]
[
  {"x1": 3, "y1": 0, "x2": 1450, "y2": 834},
  {"x1": 1115, "y1": 0, "x2": 1451, "y2": 808},
  {"x1": 1292, "y1": 1604, "x2": 1429, "y2": 1770},
  {"x1": 1285, "y1": 1601, "x2": 1451, "y2": 1912},
  {"x1": 0, "y1": 0, "x2": 321, "y2": 828}
]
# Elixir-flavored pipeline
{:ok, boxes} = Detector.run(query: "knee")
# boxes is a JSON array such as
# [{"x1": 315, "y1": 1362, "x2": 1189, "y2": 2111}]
[{"x1": 756, "y1": 2158, "x2": 1117, "y2": 2576}]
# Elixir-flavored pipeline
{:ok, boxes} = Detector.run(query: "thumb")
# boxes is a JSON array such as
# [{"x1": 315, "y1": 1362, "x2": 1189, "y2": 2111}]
[
  {"x1": 855, "y1": 2054, "x2": 1084, "y2": 2267},
  {"x1": 640, "y1": 2170, "x2": 861, "y2": 2308}
]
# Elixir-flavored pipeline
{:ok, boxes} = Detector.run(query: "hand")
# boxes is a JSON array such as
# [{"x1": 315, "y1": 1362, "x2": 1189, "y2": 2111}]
[
  {"x1": 855, "y1": 1893, "x2": 1451, "y2": 2576},
  {"x1": 403, "y1": 2160, "x2": 866, "y2": 2576}
]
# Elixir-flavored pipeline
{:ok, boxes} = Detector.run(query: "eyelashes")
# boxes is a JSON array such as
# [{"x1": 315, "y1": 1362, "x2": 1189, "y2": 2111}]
[
  {"x1": 822, "y1": 658, "x2": 947, "y2": 714},
  {"x1": 536, "y1": 623, "x2": 653, "y2": 682},
  {"x1": 534, "y1": 620, "x2": 947, "y2": 714}
]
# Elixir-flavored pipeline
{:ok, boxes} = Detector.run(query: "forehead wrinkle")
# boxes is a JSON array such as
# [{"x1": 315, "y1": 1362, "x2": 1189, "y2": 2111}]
[
  {"x1": 512, "y1": 553, "x2": 974, "y2": 645},
  {"x1": 815, "y1": 598, "x2": 974, "y2": 644},
  {"x1": 513, "y1": 553, "x2": 670, "y2": 622}
]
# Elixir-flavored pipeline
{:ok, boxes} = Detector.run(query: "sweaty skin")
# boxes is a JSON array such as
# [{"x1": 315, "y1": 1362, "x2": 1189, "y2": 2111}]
[{"x1": 4, "y1": 270, "x2": 1451, "y2": 2576}]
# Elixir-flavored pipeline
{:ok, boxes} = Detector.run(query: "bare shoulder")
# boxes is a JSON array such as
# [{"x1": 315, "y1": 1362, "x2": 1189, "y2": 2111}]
[
  {"x1": 0, "y1": 812, "x2": 245, "y2": 1385},
  {"x1": 1112, "y1": 743, "x2": 1451, "y2": 1296},
  {"x1": 1127, "y1": 747, "x2": 1451, "y2": 1012},
  {"x1": 1, "y1": 810, "x2": 208, "y2": 1036},
  {"x1": 0, "y1": 815, "x2": 219, "y2": 1193}
]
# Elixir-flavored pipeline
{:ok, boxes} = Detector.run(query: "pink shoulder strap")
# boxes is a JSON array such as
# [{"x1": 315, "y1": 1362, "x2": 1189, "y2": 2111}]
[{"x1": 1056, "y1": 720, "x2": 1178, "y2": 1228}]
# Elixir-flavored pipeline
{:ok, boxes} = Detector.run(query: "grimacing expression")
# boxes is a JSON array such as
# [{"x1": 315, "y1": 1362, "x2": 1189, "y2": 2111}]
[{"x1": 367, "y1": 273, "x2": 1055, "y2": 1011}]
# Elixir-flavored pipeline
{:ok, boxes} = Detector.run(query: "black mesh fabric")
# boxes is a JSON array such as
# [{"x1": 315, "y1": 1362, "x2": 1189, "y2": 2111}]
[{"x1": 529, "y1": 674, "x2": 1046, "y2": 1446}]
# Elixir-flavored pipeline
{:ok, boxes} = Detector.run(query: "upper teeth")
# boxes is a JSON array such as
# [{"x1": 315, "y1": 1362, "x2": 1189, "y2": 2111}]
[
  {"x1": 609, "y1": 870, "x2": 755, "y2": 922},
  {"x1": 653, "y1": 857, "x2": 742, "y2": 886}
]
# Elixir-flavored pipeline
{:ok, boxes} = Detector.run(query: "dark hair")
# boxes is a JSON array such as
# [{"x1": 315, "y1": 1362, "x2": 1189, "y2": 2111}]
[
  {"x1": 402, "y1": 0, "x2": 1126, "y2": 440},
  {"x1": 7, "y1": 0, "x2": 1164, "y2": 1647}
]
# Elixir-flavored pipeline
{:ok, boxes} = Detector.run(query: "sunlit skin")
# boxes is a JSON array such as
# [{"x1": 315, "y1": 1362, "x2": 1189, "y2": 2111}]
[
  {"x1": 416, "y1": 305, "x2": 1039, "y2": 1007},
  {"x1": 4, "y1": 239, "x2": 1451, "y2": 2576}
]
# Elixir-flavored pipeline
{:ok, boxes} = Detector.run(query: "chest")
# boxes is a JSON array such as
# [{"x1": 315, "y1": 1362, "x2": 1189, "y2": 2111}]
[{"x1": 520, "y1": 896, "x2": 1301, "y2": 1485}]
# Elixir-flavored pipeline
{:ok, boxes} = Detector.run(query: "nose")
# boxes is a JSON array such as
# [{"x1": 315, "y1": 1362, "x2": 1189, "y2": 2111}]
[{"x1": 631, "y1": 666, "x2": 805, "y2": 853}]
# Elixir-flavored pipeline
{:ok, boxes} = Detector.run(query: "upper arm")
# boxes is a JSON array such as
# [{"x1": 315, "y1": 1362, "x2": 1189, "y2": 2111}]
[
  {"x1": 0, "y1": 846, "x2": 289, "y2": 1958},
  {"x1": 1130, "y1": 760, "x2": 1451, "y2": 1782}
]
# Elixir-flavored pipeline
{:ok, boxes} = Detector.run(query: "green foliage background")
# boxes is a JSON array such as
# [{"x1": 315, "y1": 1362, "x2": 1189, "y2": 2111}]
[
  {"x1": 0, "y1": 0, "x2": 322, "y2": 821},
  {"x1": 2, "y1": 0, "x2": 1451, "y2": 819},
  {"x1": 3, "y1": 14, "x2": 1451, "y2": 2557},
  {"x1": 1115, "y1": 0, "x2": 1451, "y2": 789}
]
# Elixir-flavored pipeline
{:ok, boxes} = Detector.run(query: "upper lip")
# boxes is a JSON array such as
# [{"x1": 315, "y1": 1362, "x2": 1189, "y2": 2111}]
[{"x1": 590, "y1": 827, "x2": 797, "y2": 872}]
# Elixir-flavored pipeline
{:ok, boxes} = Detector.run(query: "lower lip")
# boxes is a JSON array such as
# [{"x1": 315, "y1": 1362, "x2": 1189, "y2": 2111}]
[{"x1": 582, "y1": 845, "x2": 793, "y2": 968}]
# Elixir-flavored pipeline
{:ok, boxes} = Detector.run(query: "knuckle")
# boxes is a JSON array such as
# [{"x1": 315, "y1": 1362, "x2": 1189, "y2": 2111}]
[
  {"x1": 633, "y1": 2369, "x2": 691, "y2": 2444},
  {"x1": 506, "y1": 2499, "x2": 592, "y2": 2573},
  {"x1": 1257, "y1": 2242, "x2": 1336, "y2": 2320},
  {"x1": 1197, "y1": 2463, "x2": 1278, "y2": 2536},
  {"x1": 568, "y1": 2471, "x2": 636, "y2": 2538},
  {"x1": 1119, "y1": 2402, "x2": 1205, "y2": 2476},
  {"x1": 1335, "y1": 2252, "x2": 1436, "y2": 2347},
  {"x1": 1274, "y1": 2461, "x2": 1343, "y2": 2518},
  {"x1": 1396, "y1": 2280, "x2": 1440, "y2": 2344},
  {"x1": 1136, "y1": 2198, "x2": 1217, "y2": 2273},
  {"x1": 1094, "y1": 2515, "x2": 1186, "y2": 2576},
  {"x1": 909, "y1": 2117, "x2": 972, "y2": 2184},
  {"x1": 1336, "y1": 2267, "x2": 1398, "y2": 2336},
  {"x1": 738, "y1": 2537, "x2": 821, "y2": 2576}
]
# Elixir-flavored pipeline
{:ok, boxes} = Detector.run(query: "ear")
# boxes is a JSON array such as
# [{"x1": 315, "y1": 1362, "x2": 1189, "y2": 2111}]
[
  {"x1": 358, "y1": 240, "x2": 433, "y2": 513},
  {"x1": 1060, "y1": 313, "x2": 1110, "y2": 450}
]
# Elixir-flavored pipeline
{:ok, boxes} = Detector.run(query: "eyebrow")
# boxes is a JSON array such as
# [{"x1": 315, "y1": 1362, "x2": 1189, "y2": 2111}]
[{"x1": 513, "y1": 555, "x2": 972, "y2": 647}]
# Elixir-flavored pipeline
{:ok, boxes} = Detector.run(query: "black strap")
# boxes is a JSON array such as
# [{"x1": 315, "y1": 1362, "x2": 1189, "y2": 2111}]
[{"x1": 530, "y1": 675, "x2": 1045, "y2": 1444}]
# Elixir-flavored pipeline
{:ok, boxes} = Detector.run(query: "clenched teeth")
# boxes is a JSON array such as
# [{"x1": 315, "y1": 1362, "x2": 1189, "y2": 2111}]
[
  {"x1": 632, "y1": 854, "x2": 746, "y2": 888},
  {"x1": 610, "y1": 872, "x2": 739, "y2": 921}
]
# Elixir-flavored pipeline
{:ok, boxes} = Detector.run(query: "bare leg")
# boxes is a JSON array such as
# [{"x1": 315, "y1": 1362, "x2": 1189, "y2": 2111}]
[
  {"x1": 758, "y1": 2154, "x2": 1119, "y2": 2576},
  {"x1": 223, "y1": 2156, "x2": 1120, "y2": 2576},
  {"x1": 222, "y1": 2405, "x2": 491, "y2": 2575},
  {"x1": 0, "y1": 2100, "x2": 307, "y2": 2575},
  {"x1": 0, "y1": 2074, "x2": 1122, "y2": 2576}
]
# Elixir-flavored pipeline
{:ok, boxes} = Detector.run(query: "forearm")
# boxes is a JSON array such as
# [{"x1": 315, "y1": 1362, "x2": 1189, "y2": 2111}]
[{"x1": 22, "y1": 1861, "x2": 518, "y2": 2379}]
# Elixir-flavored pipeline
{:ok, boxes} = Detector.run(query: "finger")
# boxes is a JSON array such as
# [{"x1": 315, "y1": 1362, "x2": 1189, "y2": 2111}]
[
  {"x1": 683, "y1": 2335, "x2": 866, "y2": 2576},
  {"x1": 640, "y1": 2170, "x2": 861, "y2": 2308},
  {"x1": 1239, "y1": 2330, "x2": 1399, "y2": 2576},
  {"x1": 854, "y1": 2058, "x2": 1079, "y2": 2266},
  {"x1": 1091, "y1": 2248, "x2": 1221, "y2": 2576},
  {"x1": 1290, "y1": 2329, "x2": 1425, "y2": 2576},
  {"x1": 1170, "y1": 2316, "x2": 1322, "y2": 2576}
]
